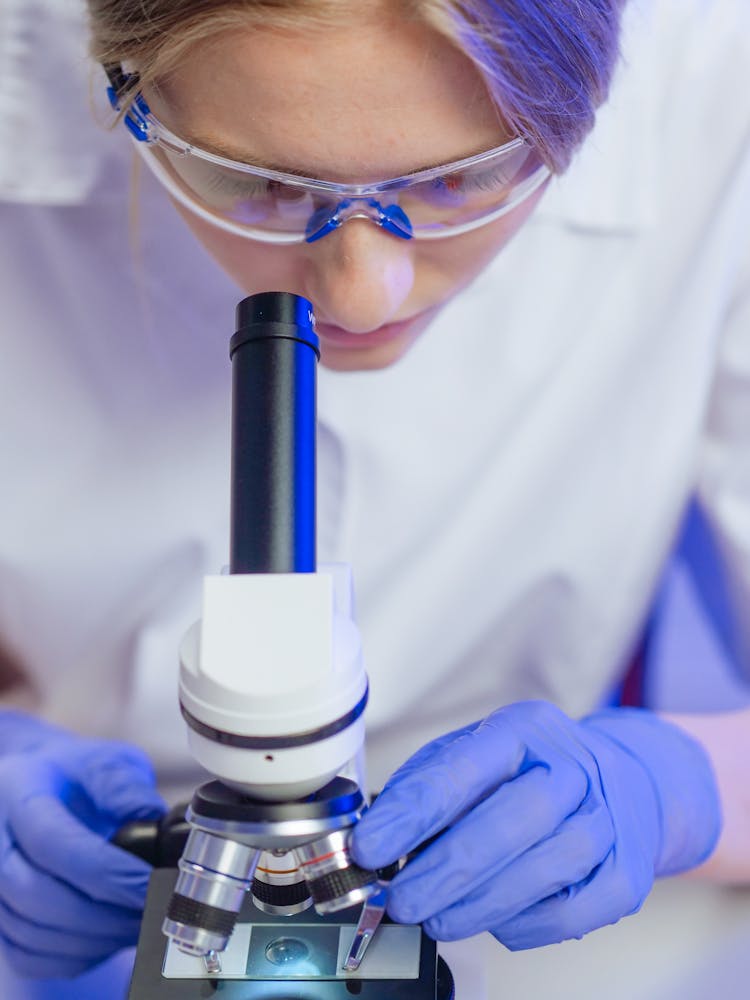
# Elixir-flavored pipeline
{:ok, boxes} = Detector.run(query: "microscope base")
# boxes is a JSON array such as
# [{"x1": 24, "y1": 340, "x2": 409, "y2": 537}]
[{"x1": 129, "y1": 869, "x2": 454, "y2": 999}]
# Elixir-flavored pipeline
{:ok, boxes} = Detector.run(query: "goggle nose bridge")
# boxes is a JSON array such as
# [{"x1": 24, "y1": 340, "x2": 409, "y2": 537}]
[{"x1": 305, "y1": 197, "x2": 413, "y2": 243}]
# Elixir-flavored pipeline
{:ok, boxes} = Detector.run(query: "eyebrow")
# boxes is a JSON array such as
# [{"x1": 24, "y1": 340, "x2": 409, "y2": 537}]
[
  {"x1": 185, "y1": 133, "x2": 316, "y2": 177},
  {"x1": 181, "y1": 130, "x2": 495, "y2": 180}
]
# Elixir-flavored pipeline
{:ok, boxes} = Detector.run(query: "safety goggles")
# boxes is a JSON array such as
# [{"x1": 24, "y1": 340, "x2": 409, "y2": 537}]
[{"x1": 106, "y1": 67, "x2": 550, "y2": 244}]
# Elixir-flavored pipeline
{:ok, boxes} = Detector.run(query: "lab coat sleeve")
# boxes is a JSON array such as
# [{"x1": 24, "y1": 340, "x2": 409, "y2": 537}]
[{"x1": 0, "y1": 0, "x2": 117, "y2": 205}]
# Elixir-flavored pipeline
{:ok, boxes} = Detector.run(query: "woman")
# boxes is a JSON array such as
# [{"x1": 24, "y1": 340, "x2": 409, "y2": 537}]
[{"x1": 0, "y1": 0, "x2": 748, "y2": 992}]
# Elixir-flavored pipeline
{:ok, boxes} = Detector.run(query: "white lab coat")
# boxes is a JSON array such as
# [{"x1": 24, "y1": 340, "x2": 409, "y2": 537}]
[{"x1": 1, "y1": 0, "x2": 750, "y2": 996}]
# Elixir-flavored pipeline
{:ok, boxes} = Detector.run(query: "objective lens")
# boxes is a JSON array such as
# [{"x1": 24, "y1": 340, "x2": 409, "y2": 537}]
[
  {"x1": 252, "y1": 850, "x2": 312, "y2": 916},
  {"x1": 294, "y1": 829, "x2": 380, "y2": 913},
  {"x1": 265, "y1": 937, "x2": 310, "y2": 966},
  {"x1": 162, "y1": 829, "x2": 260, "y2": 957}
]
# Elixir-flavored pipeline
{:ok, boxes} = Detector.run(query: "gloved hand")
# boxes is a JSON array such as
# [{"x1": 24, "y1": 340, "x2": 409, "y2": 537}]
[
  {"x1": 0, "y1": 711, "x2": 166, "y2": 978},
  {"x1": 351, "y1": 701, "x2": 721, "y2": 950}
]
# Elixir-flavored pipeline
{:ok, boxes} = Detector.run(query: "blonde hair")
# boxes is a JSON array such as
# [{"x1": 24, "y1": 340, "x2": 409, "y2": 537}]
[{"x1": 87, "y1": 0, "x2": 627, "y2": 172}]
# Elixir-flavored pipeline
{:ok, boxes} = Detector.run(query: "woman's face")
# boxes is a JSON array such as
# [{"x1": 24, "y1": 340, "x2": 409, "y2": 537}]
[{"x1": 149, "y1": 15, "x2": 547, "y2": 371}]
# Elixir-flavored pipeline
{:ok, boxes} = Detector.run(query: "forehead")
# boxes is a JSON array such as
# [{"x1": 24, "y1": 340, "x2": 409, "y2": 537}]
[{"x1": 153, "y1": 16, "x2": 509, "y2": 182}]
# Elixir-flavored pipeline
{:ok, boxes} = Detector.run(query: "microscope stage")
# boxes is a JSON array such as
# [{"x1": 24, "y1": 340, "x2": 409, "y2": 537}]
[{"x1": 128, "y1": 869, "x2": 454, "y2": 999}]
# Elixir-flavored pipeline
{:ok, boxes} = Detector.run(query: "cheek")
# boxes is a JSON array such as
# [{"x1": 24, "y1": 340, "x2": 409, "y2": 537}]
[
  {"x1": 171, "y1": 200, "x2": 303, "y2": 294},
  {"x1": 421, "y1": 181, "x2": 550, "y2": 291},
  {"x1": 474, "y1": 190, "x2": 547, "y2": 261}
]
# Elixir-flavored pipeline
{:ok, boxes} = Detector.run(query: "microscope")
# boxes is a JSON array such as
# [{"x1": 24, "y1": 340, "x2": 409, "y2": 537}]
[{"x1": 117, "y1": 292, "x2": 455, "y2": 999}]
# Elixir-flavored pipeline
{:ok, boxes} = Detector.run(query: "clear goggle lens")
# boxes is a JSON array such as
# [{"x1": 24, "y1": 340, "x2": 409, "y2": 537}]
[{"x1": 143, "y1": 136, "x2": 549, "y2": 243}]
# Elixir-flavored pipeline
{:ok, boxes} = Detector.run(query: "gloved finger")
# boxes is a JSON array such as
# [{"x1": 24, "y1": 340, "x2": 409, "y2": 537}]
[
  {"x1": 352, "y1": 719, "x2": 527, "y2": 868},
  {"x1": 489, "y1": 846, "x2": 652, "y2": 951},
  {"x1": 384, "y1": 758, "x2": 589, "y2": 924},
  {"x1": 0, "y1": 895, "x2": 140, "y2": 962},
  {"x1": 0, "y1": 840, "x2": 146, "y2": 939},
  {"x1": 61, "y1": 741, "x2": 166, "y2": 825},
  {"x1": 421, "y1": 802, "x2": 615, "y2": 940},
  {"x1": 0, "y1": 935, "x2": 107, "y2": 981},
  {"x1": 7, "y1": 768, "x2": 155, "y2": 909}
]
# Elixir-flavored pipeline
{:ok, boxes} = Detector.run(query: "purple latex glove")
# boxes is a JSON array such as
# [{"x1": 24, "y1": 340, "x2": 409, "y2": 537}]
[
  {"x1": 0, "y1": 711, "x2": 166, "y2": 978},
  {"x1": 351, "y1": 701, "x2": 721, "y2": 949}
]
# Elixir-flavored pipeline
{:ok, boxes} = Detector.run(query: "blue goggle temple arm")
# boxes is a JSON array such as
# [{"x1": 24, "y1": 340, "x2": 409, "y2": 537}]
[{"x1": 104, "y1": 65, "x2": 152, "y2": 142}]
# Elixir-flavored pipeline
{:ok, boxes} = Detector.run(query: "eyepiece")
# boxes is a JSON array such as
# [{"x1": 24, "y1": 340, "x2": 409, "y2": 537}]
[
  {"x1": 228, "y1": 290, "x2": 319, "y2": 574},
  {"x1": 232, "y1": 290, "x2": 318, "y2": 354}
]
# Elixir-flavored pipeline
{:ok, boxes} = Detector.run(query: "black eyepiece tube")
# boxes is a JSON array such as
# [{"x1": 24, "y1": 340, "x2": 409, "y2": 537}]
[{"x1": 229, "y1": 292, "x2": 320, "y2": 574}]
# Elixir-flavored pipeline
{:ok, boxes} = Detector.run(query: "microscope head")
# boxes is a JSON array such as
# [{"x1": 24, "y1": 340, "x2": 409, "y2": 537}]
[
  {"x1": 179, "y1": 565, "x2": 367, "y2": 802},
  {"x1": 162, "y1": 293, "x2": 380, "y2": 963}
]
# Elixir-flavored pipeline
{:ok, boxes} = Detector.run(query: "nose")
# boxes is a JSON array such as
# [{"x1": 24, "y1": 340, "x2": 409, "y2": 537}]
[{"x1": 303, "y1": 220, "x2": 416, "y2": 333}]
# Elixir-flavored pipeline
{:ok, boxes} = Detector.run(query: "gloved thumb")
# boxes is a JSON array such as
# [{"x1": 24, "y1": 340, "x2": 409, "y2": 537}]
[{"x1": 61, "y1": 740, "x2": 167, "y2": 830}]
